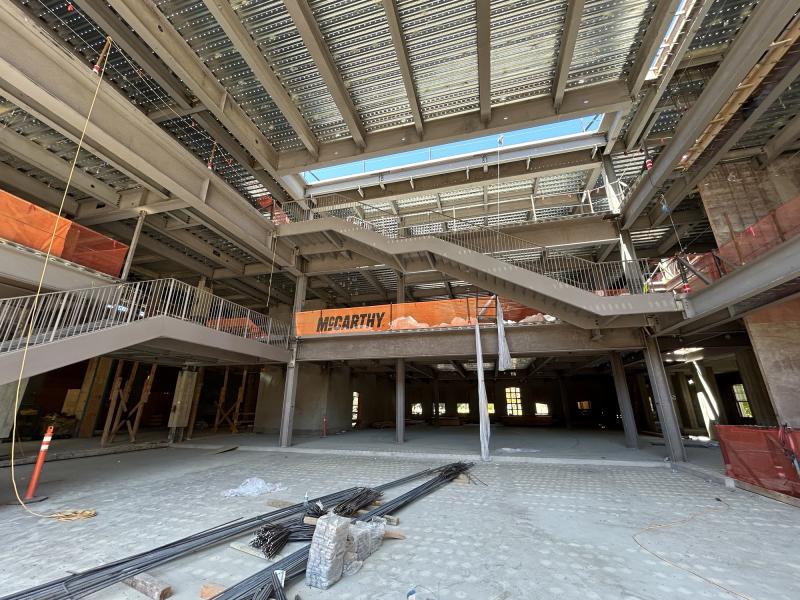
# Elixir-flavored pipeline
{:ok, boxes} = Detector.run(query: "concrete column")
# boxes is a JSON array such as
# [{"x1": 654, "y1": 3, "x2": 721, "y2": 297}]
[
  {"x1": 395, "y1": 358, "x2": 405, "y2": 443},
  {"x1": 395, "y1": 272, "x2": 405, "y2": 443},
  {"x1": 672, "y1": 372, "x2": 701, "y2": 430},
  {"x1": 0, "y1": 379, "x2": 29, "y2": 439},
  {"x1": 433, "y1": 378, "x2": 440, "y2": 425},
  {"x1": 120, "y1": 210, "x2": 146, "y2": 281},
  {"x1": 642, "y1": 336, "x2": 687, "y2": 462},
  {"x1": 609, "y1": 352, "x2": 638, "y2": 448},
  {"x1": 735, "y1": 348, "x2": 775, "y2": 425},
  {"x1": 557, "y1": 374, "x2": 571, "y2": 429},
  {"x1": 279, "y1": 274, "x2": 306, "y2": 447}
]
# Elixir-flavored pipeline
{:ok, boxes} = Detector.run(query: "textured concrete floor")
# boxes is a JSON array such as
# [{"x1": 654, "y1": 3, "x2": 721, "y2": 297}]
[
  {"x1": 1, "y1": 446, "x2": 798, "y2": 599},
  {"x1": 185, "y1": 426, "x2": 725, "y2": 470}
]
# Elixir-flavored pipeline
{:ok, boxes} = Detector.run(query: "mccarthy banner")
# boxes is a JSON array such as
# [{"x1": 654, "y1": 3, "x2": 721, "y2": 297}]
[{"x1": 294, "y1": 297, "x2": 542, "y2": 336}]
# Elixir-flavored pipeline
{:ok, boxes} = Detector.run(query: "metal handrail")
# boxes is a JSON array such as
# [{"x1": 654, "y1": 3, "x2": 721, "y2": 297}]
[
  {"x1": 0, "y1": 278, "x2": 291, "y2": 354},
  {"x1": 280, "y1": 195, "x2": 655, "y2": 295}
]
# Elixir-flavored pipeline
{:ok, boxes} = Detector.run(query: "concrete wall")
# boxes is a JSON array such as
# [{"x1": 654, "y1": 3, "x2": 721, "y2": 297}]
[
  {"x1": 699, "y1": 155, "x2": 800, "y2": 245},
  {"x1": 699, "y1": 154, "x2": 800, "y2": 425},
  {"x1": 254, "y1": 364, "x2": 393, "y2": 434}
]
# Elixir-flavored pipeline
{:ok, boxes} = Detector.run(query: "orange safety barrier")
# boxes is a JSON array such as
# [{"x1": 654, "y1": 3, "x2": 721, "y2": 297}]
[
  {"x1": 717, "y1": 193, "x2": 800, "y2": 266},
  {"x1": 717, "y1": 425, "x2": 800, "y2": 498},
  {"x1": 0, "y1": 189, "x2": 128, "y2": 277},
  {"x1": 295, "y1": 296, "x2": 543, "y2": 336}
]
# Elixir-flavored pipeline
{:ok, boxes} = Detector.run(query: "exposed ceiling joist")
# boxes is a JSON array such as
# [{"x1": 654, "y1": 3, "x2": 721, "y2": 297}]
[
  {"x1": 0, "y1": 125, "x2": 119, "y2": 206},
  {"x1": 625, "y1": 0, "x2": 717, "y2": 150},
  {"x1": 107, "y1": 0, "x2": 287, "y2": 200},
  {"x1": 78, "y1": 0, "x2": 194, "y2": 111},
  {"x1": 277, "y1": 80, "x2": 631, "y2": 175},
  {"x1": 202, "y1": 0, "x2": 318, "y2": 157},
  {"x1": 0, "y1": 2, "x2": 293, "y2": 270},
  {"x1": 647, "y1": 42, "x2": 800, "y2": 227},
  {"x1": 381, "y1": 0, "x2": 424, "y2": 137},
  {"x1": 477, "y1": 0, "x2": 491, "y2": 124},
  {"x1": 621, "y1": 0, "x2": 800, "y2": 229},
  {"x1": 627, "y1": 0, "x2": 682, "y2": 97},
  {"x1": 552, "y1": 0, "x2": 584, "y2": 112},
  {"x1": 0, "y1": 161, "x2": 79, "y2": 214},
  {"x1": 283, "y1": 0, "x2": 366, "y2": 149}
]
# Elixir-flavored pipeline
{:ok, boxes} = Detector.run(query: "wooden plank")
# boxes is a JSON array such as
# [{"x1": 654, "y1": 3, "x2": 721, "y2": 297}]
[
  {"x1": 213, "y1": 367, "x2": 230, "y2": 433},
  {"x1": 100, "y1": 361, "x2": 125, "y2": 447},
  {"x1": 77, "y1": 357, "x2": 114, "y2": 438},
  {"x1": 130, "y1": 363, "x2": 158, "y2": 442},
  {"x1": 123, "y1": 573, "x2": 172, "y2": 600},
  {"x1": 109, "y1": 361, "x2": 139, "y2": 444},
  {"x1": 185, "y1": 366, "x2": 205, "y2": 440},
  {"x1": 199, "y1": 583, "x2": 225, "y2": 599},
  {"x1": 735, "y1": 479, "x2": 800, "y2": 508}
]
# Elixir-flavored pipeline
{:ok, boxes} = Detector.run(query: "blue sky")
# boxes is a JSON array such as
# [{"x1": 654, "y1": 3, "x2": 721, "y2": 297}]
[{"x1": 303, "y1": 114, "x2": 602, "y2": 183}]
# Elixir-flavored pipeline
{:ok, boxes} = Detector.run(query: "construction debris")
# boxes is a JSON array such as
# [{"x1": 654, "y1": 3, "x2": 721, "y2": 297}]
[{"x1": 122, "y1": 573, "x2": 172, "y2": 600}]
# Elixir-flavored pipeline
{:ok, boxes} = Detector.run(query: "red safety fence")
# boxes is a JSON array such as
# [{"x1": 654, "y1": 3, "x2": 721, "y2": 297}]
[
  {"x1": 0, "y1": 189, "x2": 128, "y2": 276},
  {"x1": 716, "y1": 425, "x2": 800, "y2": 498},
  {"x1": 258, "y1": 195, "x2": 291, "y2": 225},
  {"x1": 295, "y1": 296, "x2": 543, "y2": 337}
]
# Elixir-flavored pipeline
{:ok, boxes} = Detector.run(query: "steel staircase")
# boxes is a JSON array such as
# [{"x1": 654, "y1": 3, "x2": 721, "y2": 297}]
[
  {"x1": 278, "y1": 201, "x2": 683, "y2": 329},
  {"x1": 0, "y1": 279, "x2": 291, "y2": 385}
]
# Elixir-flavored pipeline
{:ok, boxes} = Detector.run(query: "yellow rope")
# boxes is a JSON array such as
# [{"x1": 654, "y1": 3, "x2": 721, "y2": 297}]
[
  {"x1": 7, "y1": 37, "x2": 114, "y2": 521},
  {"x1": 632, "y1": 498, "x2": 752, "y2": 600}
]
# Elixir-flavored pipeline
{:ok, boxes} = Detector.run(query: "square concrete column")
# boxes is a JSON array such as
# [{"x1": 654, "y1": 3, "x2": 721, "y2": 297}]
[
  {"x1": 735, "y1": 348, "x2": 775, "y2": 425},
  {"x1": 609, "y1": 352, "x2": 638, "y2": 448},
  {"x1": 280, "y1": 274, "x2": 306, "y2": 448},
  {"x1": 642, "y1": 336, "x2": 687, "y2": 462},
  {"x1": 395, "y1": 272, "x2": 405, "y2": 443},
  {"x1": 395, "y1": 358, "x2": 405, "y2": 443},
  {"x1": 0, "y1": 379, "x2": 28, "y2": 439},
  {"x1": 557, "y1": 374, "x2": 572, "y2": 429}
]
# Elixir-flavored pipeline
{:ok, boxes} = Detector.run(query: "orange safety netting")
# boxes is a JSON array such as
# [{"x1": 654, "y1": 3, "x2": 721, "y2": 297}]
[
  {"x1": 0, "y1": 189, "x2": 128, "y2": 277},
  {"x1": 718, "y1": 193, "x2": 800, "y2": 266},
  {"x1": 258, "y1": 195, "x2": 291, "y2": 225},
  {"x1": 716, "y1": 425, "x2": 800, "y2": 498},
  {"x1": 295, "y1": 296, "x2": 542, "y2": 336}
]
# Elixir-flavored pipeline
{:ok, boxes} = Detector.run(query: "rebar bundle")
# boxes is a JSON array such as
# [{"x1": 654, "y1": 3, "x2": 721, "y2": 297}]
[
  {"x1": 2, "y1": 465, "x2": 447, "y2": 600},
  {"x1": 215, "y1": 462, "x2": 474, "y2": 600}
]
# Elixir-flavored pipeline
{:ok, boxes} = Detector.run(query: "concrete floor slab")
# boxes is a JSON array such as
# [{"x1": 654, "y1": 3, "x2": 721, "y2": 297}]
[{"x1": 0, "y1": 447, "x2": 797, "y2": 600}]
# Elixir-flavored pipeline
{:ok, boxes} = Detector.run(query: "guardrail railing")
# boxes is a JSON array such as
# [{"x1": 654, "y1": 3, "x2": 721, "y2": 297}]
[
  {"x1": 278, "y1": 195, "x2": 655, "y2": 296},
  {"x1": 0, "y1": 278, "x2": 291, "y2": 354}
]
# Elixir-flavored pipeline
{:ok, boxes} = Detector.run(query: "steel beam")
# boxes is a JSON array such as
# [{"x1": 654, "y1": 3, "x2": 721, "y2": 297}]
[
  {"x1": 192, "y1": 111, "x2": 290, "y2": 203},
  {"x1": 283, "y1": 0, "x2": 366, "y2": 148},
  {"x1": 553, "y1": 0, "x2": 583, "y2": 112},
  {"x1": 78, "y1": 0, "x2": 193, "y2": 111},
  {"x1": 75, "y1": 188, "x2": 186, "y2": 225},
  {"x1": 382, "y1": 0, "x2": 423, "y2": 136},
  {"x1": 107, "y1": 0, "x2": 286, "y2": 199},
  {"x1": 764, "y1": 112, "x2": 800, "y2": 162},
  {"x1": 610, "y1": 350, "x2": 639, "y2": 448},
  {"x1": 625, "y1": 0, "x2": 722, "y2": 150},
  {"x1": 647, "y1": 42, "x2": 800, "y2": 227},
  {"x1": 627, "y1": 0, "x2": 682, "y2": 96},
  {"x1": 621, "y1": 0, "x2": 800, "y2": 228},
  {"x1": 101, "y1": 222, "x2": 214, "y2": 278},
  {"x1": 477, "y1": 0, "x2": 491, "y2": 124},
  {"x1": 642, "y1": 334, "x2": 686, "y2": 462},
  {"x1": 0, "y1": 161, "x2": 79, "y2": 214},
  {"x1": 0, "y1": 3, "x2": 284, "y2": 268},
  {"x1": 277, "y1": 80, "x2": 631, "y2": 175},
  {"x1": 202, "y1": 0, "x2": 318, "y2": 157},
  {"x1": 0, "y1": 126, "x2": 119, "y2": 205}
]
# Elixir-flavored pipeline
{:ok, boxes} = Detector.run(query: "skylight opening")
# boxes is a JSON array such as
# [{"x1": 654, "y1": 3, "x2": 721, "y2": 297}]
[
  {"x1": 302, "y1": 115, "x2": 602, "y2": 184},
  {"x1": 647, "y1": 0, "x2": 690, "y2": 80}
]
